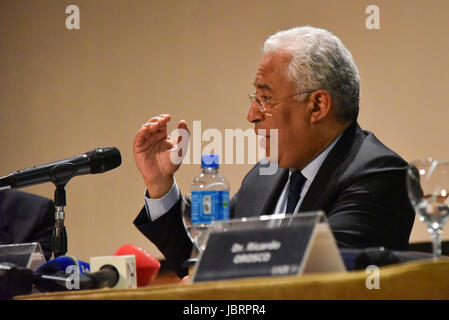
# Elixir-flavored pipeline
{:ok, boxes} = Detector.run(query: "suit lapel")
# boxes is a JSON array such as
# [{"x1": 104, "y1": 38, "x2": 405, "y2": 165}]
[
  {"x1": 260, "y1": 168, "x2": 289, "y2": 215},
  {"x1": 235, "y1": 166, "x2": 288, "y2": 218},
  {"x1": 299, "y1": 122, "x2": 360, "y2": 212}
]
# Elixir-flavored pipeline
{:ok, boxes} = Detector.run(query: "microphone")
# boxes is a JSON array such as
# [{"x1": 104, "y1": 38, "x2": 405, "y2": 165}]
[
  {"x1": 114, "y1": 244, "x2": 161, "y2": 287},
  {"x1": 89, "y1": 255, "x2": 137, "y2": 289},
  {"x1": 0, "y1": 147, "x2": 122, "y2": 190},
  {"x1": 33, "y1": 255, "x2": 135, "y2": 291},
  {"x1": 3, "y1": 245, "x2": 158, "y2": 297},
  {"x1": 34, "y1": 264, "x2": 121, "y2": 292},
  {"x1": 35, "y1": 256, "x2": 90, "y2": 275}
]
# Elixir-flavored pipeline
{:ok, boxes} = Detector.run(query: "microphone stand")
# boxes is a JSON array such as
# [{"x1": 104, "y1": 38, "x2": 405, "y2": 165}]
[
  {"x1": 52, "y1": 181, "x2": 68, "y2": 259},
  {"x1": 50, "y1": 163, "x2": 79, "y2": 259}
]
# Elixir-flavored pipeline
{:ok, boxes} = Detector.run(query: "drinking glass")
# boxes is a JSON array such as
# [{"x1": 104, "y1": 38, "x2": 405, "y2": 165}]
[
  {"x1": 406, "y1": 158, "x2": 449, "y2": 259},
  {"x1": 181, "y1": 194, "x2": 215, "y2": 256}
]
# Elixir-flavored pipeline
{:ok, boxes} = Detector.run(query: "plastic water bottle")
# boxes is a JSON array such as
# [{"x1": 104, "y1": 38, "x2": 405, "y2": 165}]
[{"x1": 191, "y1": 154, "x2": 230, "y2": 225}]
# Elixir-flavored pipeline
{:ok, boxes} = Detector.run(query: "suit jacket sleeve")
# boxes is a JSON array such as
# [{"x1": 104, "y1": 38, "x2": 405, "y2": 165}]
[{"x1": 134, "y1": 192, "x2": 238, "y2": 278}]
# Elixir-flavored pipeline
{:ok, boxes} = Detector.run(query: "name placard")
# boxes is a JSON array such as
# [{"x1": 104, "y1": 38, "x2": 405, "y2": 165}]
[{"x1": 191, "y1": 212, "x2": 346, "y2": 283}]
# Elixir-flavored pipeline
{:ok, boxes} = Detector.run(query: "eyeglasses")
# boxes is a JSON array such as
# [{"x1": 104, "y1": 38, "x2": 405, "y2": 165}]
[{"x1": 248, "y1": 90, "x2": 315, "y2": 113}]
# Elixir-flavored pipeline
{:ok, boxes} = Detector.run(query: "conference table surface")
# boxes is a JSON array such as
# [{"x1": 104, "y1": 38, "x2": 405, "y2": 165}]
[{"x1": 15, "y1": 258, "x2": 449, "y2": 300}]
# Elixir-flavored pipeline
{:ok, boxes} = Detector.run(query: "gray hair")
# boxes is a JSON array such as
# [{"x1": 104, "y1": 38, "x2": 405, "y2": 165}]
[{"x1": 264, "y1": 26, "x2": 360, "y2": 122}]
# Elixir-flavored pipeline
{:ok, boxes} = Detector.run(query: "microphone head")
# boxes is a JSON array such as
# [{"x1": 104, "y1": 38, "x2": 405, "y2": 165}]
[
  {"x1": 114, "y1": 244, "x2": 160, "y2": 287},
  {"x1": 35, "y1": 256, "x2": 90, "y2": 275},
  {"x1": 86, "y1": 147, "x2": 122, "y2": 174}
]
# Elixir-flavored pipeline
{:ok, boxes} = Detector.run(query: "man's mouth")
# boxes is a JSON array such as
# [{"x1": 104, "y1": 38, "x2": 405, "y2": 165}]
[
  {"x1": 258, "y1": 134, "x2": 270, "y2": 149},
  {"x1": 254, "y1": 128, "x2": 270, "y2": 149},
  {"x1": 254, "y1": 127, "x2": 270, "y2": 138}
]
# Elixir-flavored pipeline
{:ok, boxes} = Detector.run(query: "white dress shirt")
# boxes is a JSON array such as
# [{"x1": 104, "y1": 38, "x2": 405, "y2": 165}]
[{"x1": 273, "y1": 134, "x2": 341, "y2": 215}]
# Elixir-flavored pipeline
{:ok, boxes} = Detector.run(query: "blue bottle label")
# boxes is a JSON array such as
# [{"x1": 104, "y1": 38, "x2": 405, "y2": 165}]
[{"x1": 191, "y1": 190, "x2": 229, "y2": 224}]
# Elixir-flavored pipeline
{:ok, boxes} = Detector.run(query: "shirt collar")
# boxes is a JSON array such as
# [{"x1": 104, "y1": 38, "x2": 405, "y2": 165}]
[{"x1": 289, "y1": 133, "x2": 343, "y2": 182}]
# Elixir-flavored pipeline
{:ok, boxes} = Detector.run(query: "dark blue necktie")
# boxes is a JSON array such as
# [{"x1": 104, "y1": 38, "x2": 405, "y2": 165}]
[{"x1": 286, "y1": 171, "x2": 307, "y2": 213}]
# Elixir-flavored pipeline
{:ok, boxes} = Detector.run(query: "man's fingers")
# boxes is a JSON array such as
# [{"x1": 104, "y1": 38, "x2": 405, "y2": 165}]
[
  {"x1": 143, "y1": 114, "x2": 171, "y2": 134},
  {"x1": 144, "y1": 122, "x2": 159, "y2": 134},
  {"x1": 173, "y1": 120, "x2": 190, "y2": 160},
  {"x1": 146, "y1": 114, "x2": 171, "y2": 124},
  {"x1": 177, "y1": 120, "x2": 189, "y2": 133},
  {"x1": 134, "y1": 126, "x2": 150, "y2": 149},
  {"x1": 135, "y1": 124, "x2": 167, "y2": 151},
  {"x1": 136, "y1": 114, "x2": 182, "y2": 152},
  {"x1": 176, "y1": 120, "x2": 190, "y2": 144}
]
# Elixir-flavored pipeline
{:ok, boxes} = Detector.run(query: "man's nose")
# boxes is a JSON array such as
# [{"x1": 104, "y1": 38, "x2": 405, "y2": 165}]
[{"x1": 247, "y1": 101, "x2": 264, "y2": 123}]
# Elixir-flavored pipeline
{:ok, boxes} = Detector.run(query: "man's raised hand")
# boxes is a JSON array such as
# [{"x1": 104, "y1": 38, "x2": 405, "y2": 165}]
[{"x1": 133, "y1": 114, "x2": 189, "y2": 198}]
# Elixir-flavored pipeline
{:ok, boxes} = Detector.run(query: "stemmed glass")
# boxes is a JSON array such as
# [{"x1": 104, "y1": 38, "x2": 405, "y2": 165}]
[
  {"x1": 406, "y1": 158, "x2": 449, "y2": 259},
  {"x1": 181, "y1": 194, "x2": 214, "y2": 257}
]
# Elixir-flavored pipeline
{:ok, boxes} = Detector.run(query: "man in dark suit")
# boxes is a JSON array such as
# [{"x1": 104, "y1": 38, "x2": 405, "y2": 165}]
[
  {"x1": 132, "y1": 26, "x2": 415, "y2": 278},
  {"x1": 0, "y1": 190, "x2": 55, "y2": 261}
]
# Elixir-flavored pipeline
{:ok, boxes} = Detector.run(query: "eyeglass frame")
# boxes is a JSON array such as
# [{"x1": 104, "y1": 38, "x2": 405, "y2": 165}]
[{"x1": 248, "y1": 90, "x2": 316, "y2": 112}]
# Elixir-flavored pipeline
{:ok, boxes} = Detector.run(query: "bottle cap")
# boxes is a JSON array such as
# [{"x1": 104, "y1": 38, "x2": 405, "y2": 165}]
[{"x1": 201, "y1": 154, "x2": 219, "y2": 168}]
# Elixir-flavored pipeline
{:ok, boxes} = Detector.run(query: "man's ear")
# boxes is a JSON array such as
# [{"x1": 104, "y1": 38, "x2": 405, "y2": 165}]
[{"x1": 309, "y1": 90, "x2": 332, "y2": 123}]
